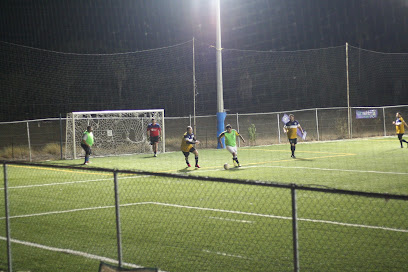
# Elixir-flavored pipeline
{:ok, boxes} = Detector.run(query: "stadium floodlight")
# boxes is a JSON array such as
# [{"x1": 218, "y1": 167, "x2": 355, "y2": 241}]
[{"x1": 65, "y1": 109, "x2": 165, "y2": 159}]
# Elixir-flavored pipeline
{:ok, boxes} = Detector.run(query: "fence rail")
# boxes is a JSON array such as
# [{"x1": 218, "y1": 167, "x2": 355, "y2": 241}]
[{"x1": 2, "y1": 161, "x2": 408, "y2": 271}]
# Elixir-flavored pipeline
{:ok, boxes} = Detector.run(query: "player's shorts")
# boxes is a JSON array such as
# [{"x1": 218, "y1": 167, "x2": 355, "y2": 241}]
[
  {"x1": 289, "y1": 138, "x2": 298, "y2": 145},
  {"x1": 397, "y1": 134, "x2": 404, "y2": 140},
  {"x1": 226, "y1": 145, "x2": 238, "y2": 154},
  {"x1": 81, "y1": 143, "x2": 92, "y2": 155},
  {"x1": 150, "y1": 136, "x2": 159, "y2": 145},
  {"x1": 182, "y1": 147, "x2": 196, "y2": 157}
]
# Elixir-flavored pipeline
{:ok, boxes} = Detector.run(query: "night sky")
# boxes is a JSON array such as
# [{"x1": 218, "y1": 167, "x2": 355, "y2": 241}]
[
  {"x1": 2, "y1": 0, "x2": 408, "y2": 53},
  {"x1": 1, "y1": 0, "x2": 408, "y2": 121}
]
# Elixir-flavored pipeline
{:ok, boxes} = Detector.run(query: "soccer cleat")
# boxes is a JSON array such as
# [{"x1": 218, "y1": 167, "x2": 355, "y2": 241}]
[
  {"x1": 238, "y1": 164, "x2": 241, "y2": 167},
  {"x1": 83, "y1": 162, "x2": 88, "y2": 165},
  {"x1": 187, "y1": 163, "x2": 191, "y2": 167},
  {"x1": 291, "y1": 155, "x2": 296, "y2": 159},
  {"x1": 195, "y1": 164, "x2": 200, "y2": 168},
  {"x1": 154, "y1": 153, "x2": 157, "y2": 157}
]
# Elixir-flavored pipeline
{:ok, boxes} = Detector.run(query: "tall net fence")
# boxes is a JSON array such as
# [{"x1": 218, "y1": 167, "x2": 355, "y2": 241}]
[
  {"x1": 2, "y1": 41, "x2": 408, "y2": 123},
  {"x1": 1, "y1": 105, "x2": 408, "y2": 160},
  {"x1": 1, "y1": 162, "x2": 407, "y2": 271}
]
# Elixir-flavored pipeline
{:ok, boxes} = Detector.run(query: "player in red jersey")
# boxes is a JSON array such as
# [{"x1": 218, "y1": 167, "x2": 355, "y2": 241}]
[{"x1": 147, "y1": 117, "x2": 161, "y2": 157}]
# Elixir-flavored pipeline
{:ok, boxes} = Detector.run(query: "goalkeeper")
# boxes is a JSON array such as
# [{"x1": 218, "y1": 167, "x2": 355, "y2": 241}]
[
  {"x1": 147, "y1": 117, "x2": 161, "y2": 157},
  {"x1": 218, "y1": 124, "x2": 245, "y2": 167},
  {"x1": 81, "y1": 126, "x2": 94, "y2": 165}
]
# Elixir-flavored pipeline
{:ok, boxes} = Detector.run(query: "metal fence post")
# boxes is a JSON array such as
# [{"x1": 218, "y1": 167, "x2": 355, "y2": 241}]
[
  {"x1": 113, "y1": 171, "x2": 123, "y2": 267},
  {"x1": 382, "y1": 107, "x2": 386, "y2": 136},
  {"x1": 277, "y1": 113, "x2": 281, "y2": 144},
  {"x1": 291, "y1": 184, "x2": 299, "y2": 272},
  {"x1": 315, "y1": 108, "x2": 320, "y2": 141},
  {"x1": 4, "y1": 163, "x2": 13, "y2": 272},
  {"x1": 237, "y1": 112, "x2": 240, "y2": 147},
  {"x1": 59, "y1": 114, "x2": 63, "y2": 160},
  {"x1": 26, "y1": 121, "x2": 32, "y2": 162}
]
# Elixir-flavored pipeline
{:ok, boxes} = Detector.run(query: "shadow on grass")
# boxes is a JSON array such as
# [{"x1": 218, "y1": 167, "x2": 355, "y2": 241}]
[{"x1": 294, "y1": 158, "x2": 314, "y2": 161}]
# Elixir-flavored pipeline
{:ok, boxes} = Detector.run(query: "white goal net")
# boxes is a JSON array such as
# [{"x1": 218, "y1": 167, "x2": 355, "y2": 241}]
[{"x1": 65, "y1": 109, "x2": 165, "y2": 159}]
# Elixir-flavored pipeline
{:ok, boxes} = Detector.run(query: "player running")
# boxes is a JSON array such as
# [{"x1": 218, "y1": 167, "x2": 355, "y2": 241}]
[
  {"x1": 147, "y1": 117, "x2": 161, "y2": 157},
  {"x1": 392, "y1": 112, "x2": 408, "y2": 148},
  {"x1": 181, "y1": 126, "x2": 200, "y2": 168},
  {"x1": 283, "y1": 114, "x2": 304, "y2": 158},
  {"x1": 218, "y1": 124, "x2": 245, "y2": 167}
]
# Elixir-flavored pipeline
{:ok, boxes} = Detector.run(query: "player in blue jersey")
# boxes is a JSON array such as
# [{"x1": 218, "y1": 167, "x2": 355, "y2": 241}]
[{"x1": 283, "y1": 114, "x2": 304, "y2": 158}]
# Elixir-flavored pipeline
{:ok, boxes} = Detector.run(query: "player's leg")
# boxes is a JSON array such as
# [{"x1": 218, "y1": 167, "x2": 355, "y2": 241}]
[
  {"x1": 227, "y1": 146, "x2": 240, "y2": 167},
  {"x1": 400, "y1": 134, "x2": 408, "y2": 147},
  {"x1": 398, "y1": 134, "x2": 405, "y2": 148},
  {"x1": 290, "y1": 139, "x2": 297, "y2": 158},
  {"x1": 153, "y1": 140, "x2": 158, "y2": 156},
  {"x1": 192, "y1": 148, "x2": 200, "y2": 168},
  {"x1": 183, "y1": 152, "x2": 191, "y2": 167},
  {"x1": 81, "y1": 143, "x2": 91, "y2": 164}
]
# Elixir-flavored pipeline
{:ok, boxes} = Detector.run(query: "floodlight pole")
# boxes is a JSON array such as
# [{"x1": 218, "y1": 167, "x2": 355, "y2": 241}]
[
  {"x1": 193, "y1": 37, "x2": 197, "y2": 133},
  {"x1": 216, "y1": 0, "x2": 226, "y2": 148},
  {"x1": 346, "y1": 42, "x2": 351, "y2": 139}
]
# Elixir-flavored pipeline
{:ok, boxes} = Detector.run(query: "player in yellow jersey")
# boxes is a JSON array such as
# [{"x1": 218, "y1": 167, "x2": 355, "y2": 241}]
[
  {"x1": 392, "y1": 112, "x2": 408, "y2": 148},
  {"x1": 181, "y1": 126, "x2": 200, "y2": 168},
  {"x1": 283, "y1": 114, "x2": 304, "y2": 158}
]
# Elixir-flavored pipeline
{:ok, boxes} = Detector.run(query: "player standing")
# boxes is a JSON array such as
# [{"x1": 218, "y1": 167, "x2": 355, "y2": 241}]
[
  {"x1": 392, "y1": 112, "x2": 408, "y2": 148},
  {"x1": 181, "y1": 126, "x2": 200, "y2": 168},
  {"x1": 147, "y1": 117, "x2": 161, "y2": 157},
  {"x1": 81, "y1": 126, "x2": 94, "y2": 165},
  {"x1": 218, "y1": 124, "x2": 245, "y2": 167},
  {"x1": 283, "y1": 114, "x2": 304, "y2": 158}
]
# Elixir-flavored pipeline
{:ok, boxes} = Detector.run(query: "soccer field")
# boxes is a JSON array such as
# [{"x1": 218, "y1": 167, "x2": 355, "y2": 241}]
[
  {"x1": 1, "y1": 137, "x2": 408, "y2": 271},
  {"x1": 62, "y1": 136, "x2": 408, "y2": 194}
]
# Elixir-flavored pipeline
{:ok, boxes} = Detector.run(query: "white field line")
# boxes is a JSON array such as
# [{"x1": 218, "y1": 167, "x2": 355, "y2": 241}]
[
  {"x1": 242, "y1": 165, "x2": 408, "y2": 175},
  {"x1": 202, "y1": 249, "x2": 251, "y2": 260},
  {"x1": 0, "y1": 202, "x2": 151, "y2": 220},
  {"x1": 0, "y1": 174, "x2": 149, "y2": 190},
  {"x1": 1, "y1": 201, "x2": 406, "y2": 233},
  {"x1": 188, "y1": 164, "x2": 408, "y2": 176},
  {"x1": 150, "y1": 202, "x2": 408, "y2": 233},
  {"x1": 0, "y1": 236, "x2": 167, "y2": 272},
  {"x1": 206, "y1": 216, "x2": 255, "y2": 224}
]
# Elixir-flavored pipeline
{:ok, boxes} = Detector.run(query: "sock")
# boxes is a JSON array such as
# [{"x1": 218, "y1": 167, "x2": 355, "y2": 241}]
[
  {"x1": 185, "y1": 158, "x2": 190, "y2": 165},
  {"x1": 291, "y1": 146, "x2": 295, "y2": 156},
  {"x1": 233, "y1": 157, "x2": 239, "y2": 164},
  {"x1": 195, "y1": 156, "x2": 199, "y2": 165}
]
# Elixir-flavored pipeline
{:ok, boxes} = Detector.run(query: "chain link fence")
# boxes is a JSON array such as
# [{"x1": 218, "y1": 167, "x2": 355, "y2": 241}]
[
  {"x1": 2, "y1": 162, "x2": 407, "y2": 271},
  {"x1": 1, "y1": 105, "x2": 407, "y2": 160}
]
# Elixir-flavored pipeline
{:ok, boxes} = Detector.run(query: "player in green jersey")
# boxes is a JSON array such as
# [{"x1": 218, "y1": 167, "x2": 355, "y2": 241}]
[{"x1": 218, "y1": 124, "x2": 245, "y2": 167}]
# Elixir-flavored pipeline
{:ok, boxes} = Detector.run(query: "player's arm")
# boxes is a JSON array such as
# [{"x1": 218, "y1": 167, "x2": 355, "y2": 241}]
[
  {"x1": 185, "y1": 136, "x2": 199, "y2": 145},
  {"x1": 283, "y1": 125, "x2": 288, "y2": 133},
  {"x1": 236, "y1": 131, "x2": 245, "y2": 143},
  {"x1": 82, "y1": 134, "x2": 89, "y2": 147},
  {"x1": 403, "y1": 119, "x2": 408, "y2": 128},
  {"x1": 218, "y1": 132, "x2": 225, "y2": 147},
  {"x1": 298, "y1": 124, "x2": 304, "y2": 134}
]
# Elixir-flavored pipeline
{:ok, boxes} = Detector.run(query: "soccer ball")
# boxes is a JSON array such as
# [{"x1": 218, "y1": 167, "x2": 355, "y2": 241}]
[{"x1": 223, "y1": 163, "x2": 229, "y2": 170}]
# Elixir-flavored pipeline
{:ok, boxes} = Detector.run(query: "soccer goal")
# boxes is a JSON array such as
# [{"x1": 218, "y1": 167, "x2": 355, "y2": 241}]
[{"x1": 65, "y1": 109, "x2": 165, "y2": 159}]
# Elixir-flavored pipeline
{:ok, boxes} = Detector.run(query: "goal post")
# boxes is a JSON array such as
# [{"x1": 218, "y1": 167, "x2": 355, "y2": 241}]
[{"x1": 65, "y1": 109, "x2": 165, "y2": 159}]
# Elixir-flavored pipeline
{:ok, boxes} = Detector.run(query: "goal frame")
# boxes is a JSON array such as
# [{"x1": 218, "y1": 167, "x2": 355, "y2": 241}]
[{"x1": 66, "y1": 109, "x2": 165, "y2": 159}]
